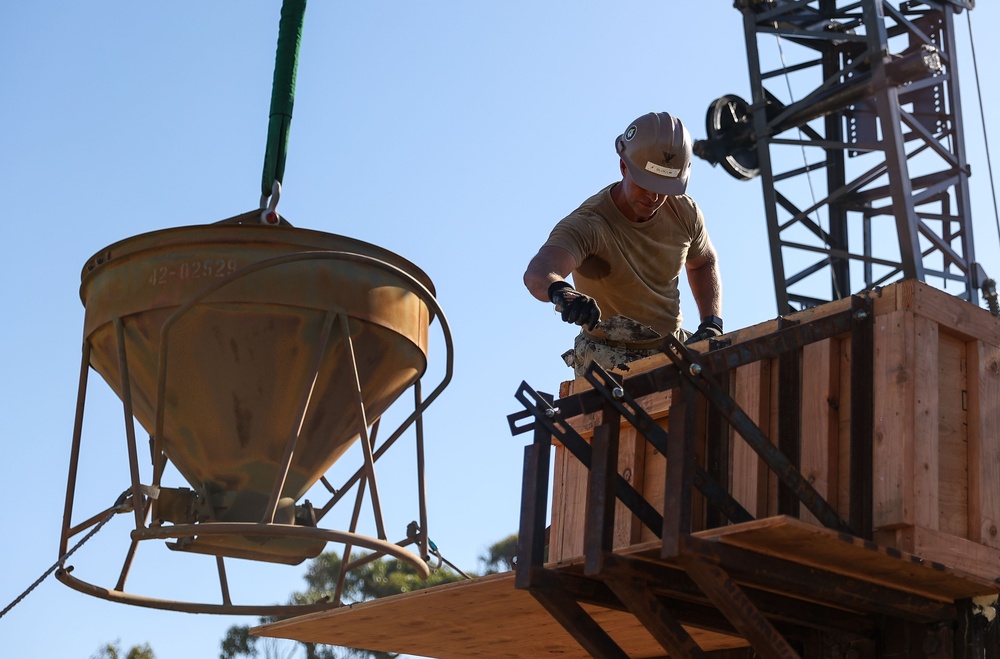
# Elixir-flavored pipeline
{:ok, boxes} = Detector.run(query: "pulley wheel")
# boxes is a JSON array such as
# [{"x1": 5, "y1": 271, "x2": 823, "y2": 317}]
[{"x1": 704, "y1": 94, "x2": 759, "y2": 181}]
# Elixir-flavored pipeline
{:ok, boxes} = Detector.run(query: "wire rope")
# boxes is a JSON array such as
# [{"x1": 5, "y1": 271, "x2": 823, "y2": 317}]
[
  {"x1": 1, "y1": 494, "x2": 130, "y2": 619},
  {"x1": 775, "y1": 35, "x2": 842, "y2": 300},
  {"x1": 965, "y1": 11, "x2": 1000, "y2": 256}
]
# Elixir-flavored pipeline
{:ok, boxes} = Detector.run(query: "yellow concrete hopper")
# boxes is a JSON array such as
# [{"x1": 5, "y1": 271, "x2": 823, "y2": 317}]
[{"x1": 69, "y1": 211, "x2": 444, "y2": 572}]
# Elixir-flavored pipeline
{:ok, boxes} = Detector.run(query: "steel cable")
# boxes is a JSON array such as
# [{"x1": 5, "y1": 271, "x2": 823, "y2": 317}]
[
  {"x1": 966, "y1": 11, "x2": 1000, "y2": 256},
  {"x1": 0, "y1": 495, "x2": 130, "y2": 619}
]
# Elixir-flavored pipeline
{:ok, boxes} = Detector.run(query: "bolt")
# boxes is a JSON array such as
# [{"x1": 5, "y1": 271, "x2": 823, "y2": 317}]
[
  {"x1": 689, "y1": 363, "x2": 702, "y2": 376},
  {"x1": 544, "y1": 407, "x2": 560, "y2": 418},
  {"x1": 612, "y1": 387, "x2": 624, "y2": 400},
  {"x1": 855, "y1": 310, "x2": 869, "y2": 320}
]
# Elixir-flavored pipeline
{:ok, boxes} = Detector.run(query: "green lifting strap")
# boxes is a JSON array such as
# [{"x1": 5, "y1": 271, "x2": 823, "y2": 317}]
[{"x1": 261, "y1": 0, "x2": 307, "y2": 202}]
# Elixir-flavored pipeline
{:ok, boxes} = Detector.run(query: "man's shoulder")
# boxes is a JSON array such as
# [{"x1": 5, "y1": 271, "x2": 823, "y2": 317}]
[
  {"x1": 664, "y1": 194, "x2": 699, "y2": 215},
  {"x1": 564, "y1": 184, "x2": 616, "y2": 223},
  {"x1": 661, "y1": 194, "x2": 703, "y2": 227}
]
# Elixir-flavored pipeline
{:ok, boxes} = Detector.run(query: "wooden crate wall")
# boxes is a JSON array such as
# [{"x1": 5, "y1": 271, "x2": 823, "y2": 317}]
[{"x1": 548, "y1": 281, "x2": 1000, "y2": 583}]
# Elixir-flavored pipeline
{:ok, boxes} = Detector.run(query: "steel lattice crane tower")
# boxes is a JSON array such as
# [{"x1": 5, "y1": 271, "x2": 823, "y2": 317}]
[{"x1": 694, "y1": 0, "x2": 987, "y2": 314}]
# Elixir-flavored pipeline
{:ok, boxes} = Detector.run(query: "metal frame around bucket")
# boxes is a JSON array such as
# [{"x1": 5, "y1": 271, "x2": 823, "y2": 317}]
[{"x1": 58, "y1": 250, "x2": 454, "y2": 615}]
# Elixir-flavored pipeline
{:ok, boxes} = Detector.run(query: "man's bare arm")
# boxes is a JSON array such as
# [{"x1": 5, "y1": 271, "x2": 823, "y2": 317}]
[
  {"x1": 523, "y1": 245, "x2": 580, "y2": 302},
  {"x1": 685, "y1": 242, "x2": 722, "y2": 321}
]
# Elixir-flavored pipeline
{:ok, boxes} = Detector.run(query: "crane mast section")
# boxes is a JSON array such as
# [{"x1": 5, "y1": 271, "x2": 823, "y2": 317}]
[{"x1": 718, "y1": 1, "x2": 980, "y2": 312}]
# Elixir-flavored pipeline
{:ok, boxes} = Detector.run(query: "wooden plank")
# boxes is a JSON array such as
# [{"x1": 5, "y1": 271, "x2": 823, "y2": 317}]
[
  {"x1": 904, "y1": 280, "x2": 1000, "y2": 343},
  {"x1": 872, "y1": 310, "x2": 915, "y2": 530},
  {"x1": 766, "y1": 358, "x2": 780, "y2": 519},
  {"x1": 693, "y1": 516, "x2": 1000, "y2": 602},
  {"x1": 638, "y1": 423, "x2": 667, "y2": 545},
  {"x1": 893, "y1": 525, "x2": 1000, "y2": 585},
  {"x1": 254, "y1": 518, "x2": 1000, "y2": 659},
  {"x1": 551, "y1": 410, "x2": 667, "y2": 562},
  {"x1": 253, "y1": 572, "x2": 749, "y2": 658},
  {"x1": 551, "y1": 444, "x2": 589, "y2": 563},
  {"x1": 936, "y1": 333, "x2": 967, "y2": 537},
  {"x1": 800, "y1": 338, "x2": 841, "y2": 526},
  {"x1": 968, "y1": 340, "x2": 1000, "y2": 549},
  {"x1": 837, "y1": 337, "x2": 853, "y2": 521},
  {"x1": 679, "y1": 552, "x2": 800, "y2": 659},
  {"x1": 561, "y1": 362, "x2": 674, "y2": 421},
  {"x1": 913, "y1": 316, "x2": 940, "y2": 532},
  {"x1": 719, "y1": 295, "x2": 855, "y2": 347},
  {"x1": 619, "y1": 425, "x2": 645, "y2": 547},
  {"x1": 731, "y1": 360, "x2": 770, "y2": 519}
]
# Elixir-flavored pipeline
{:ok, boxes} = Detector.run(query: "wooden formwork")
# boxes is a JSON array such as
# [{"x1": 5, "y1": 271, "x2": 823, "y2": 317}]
[
  {"x1": 550, "y1": 280, "x2": 1000, "y2": 585},
  {"x1": 256, "y1": 280, "x2": 1000, "y2": 657}
]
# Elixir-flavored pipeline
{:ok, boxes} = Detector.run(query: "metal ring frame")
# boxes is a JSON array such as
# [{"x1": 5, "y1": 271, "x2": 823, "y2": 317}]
[{"x1": 58, "y1": 249, "x2": 454, "y2": 615}]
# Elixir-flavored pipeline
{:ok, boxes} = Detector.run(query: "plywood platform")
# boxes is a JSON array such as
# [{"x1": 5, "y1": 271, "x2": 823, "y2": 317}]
[
  {"x1": 255, "y1": 516, "x2": 997, "y2": 657},
  {"x1": 254, "y1": 571, "x2": 747, "y2": 658}
]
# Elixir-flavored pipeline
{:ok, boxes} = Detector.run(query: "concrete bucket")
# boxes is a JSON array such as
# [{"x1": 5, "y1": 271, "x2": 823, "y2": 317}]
[{"x1": 58, "y1": 212, "x2": 451, "y2": 613}]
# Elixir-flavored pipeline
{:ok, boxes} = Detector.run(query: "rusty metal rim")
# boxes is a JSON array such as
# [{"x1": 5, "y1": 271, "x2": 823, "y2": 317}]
[
  {"x1": 133, "y1": 523, "x2": 430, "y2": 579},
  {"x1": 55, "y1": 568, "x2": 341, "y2": 616},
  {"x1": 55, "y1": 525, "x2": 429, "y2": 615},
  {"x1": 81, "y1": 222, "x2": 436, "y2": 298}
]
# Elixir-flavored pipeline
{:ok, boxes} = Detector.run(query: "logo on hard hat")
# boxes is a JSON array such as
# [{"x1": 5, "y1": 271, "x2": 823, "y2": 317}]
[{"x1": 624, "y1": 125, "x2": 637, "y2": 141}]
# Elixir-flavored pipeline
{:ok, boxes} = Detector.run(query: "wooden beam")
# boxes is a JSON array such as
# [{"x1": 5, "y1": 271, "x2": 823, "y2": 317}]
[{"x1": 679, "y1": 549, "x2": 801, "y2": 659}]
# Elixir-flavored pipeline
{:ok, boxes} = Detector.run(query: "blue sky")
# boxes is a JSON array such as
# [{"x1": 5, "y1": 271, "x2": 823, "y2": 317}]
[{"x1": 2, "y1": 2, "x2": 999, "y2": 658}]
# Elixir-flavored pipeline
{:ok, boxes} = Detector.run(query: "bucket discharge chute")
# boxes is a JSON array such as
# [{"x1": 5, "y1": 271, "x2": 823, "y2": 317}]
[{"x1": 57, "y1": 211, "x2": 453, "y2": 614}]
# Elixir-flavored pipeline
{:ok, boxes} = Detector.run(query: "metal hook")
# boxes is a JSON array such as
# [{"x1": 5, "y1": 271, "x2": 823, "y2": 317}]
[{"x1": 260, "y1": 180, "x2": 282, "y2": 225}]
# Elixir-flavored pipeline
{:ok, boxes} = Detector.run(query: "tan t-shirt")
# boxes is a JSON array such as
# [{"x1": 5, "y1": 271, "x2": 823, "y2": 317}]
[{"x1": 544, "y1": 183, "x2": 710, "y2": 338}]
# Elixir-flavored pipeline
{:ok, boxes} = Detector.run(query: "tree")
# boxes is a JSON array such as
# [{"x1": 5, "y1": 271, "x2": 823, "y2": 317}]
[
  {"x1": 478, "y1": 534, "x2": 517, "y2": 574},
  {"x1": 220, "y1": 550, "x2": 465, "y2": 659},
  {"x1": 91, "y1": 640, "x2": 155, "y2": 659}
]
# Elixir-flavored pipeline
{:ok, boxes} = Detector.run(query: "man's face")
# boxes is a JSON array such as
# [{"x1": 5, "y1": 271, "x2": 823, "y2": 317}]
[{"x1": 618, "y1": 161, "x2": 667, "y2": 222}]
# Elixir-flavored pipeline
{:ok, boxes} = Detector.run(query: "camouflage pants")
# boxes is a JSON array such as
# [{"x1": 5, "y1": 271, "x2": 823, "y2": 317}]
[{"x1": 562, "y1": 329, "x2": 691, "y2": 378}]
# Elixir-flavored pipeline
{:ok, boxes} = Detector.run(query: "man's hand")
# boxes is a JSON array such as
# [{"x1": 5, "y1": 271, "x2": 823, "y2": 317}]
[
  {"x1": 548, "y1": 281, "x2": 601, "y2": 331},
  {"x1": 684, "y1": 315, "x2": 723, "y2": 345}
]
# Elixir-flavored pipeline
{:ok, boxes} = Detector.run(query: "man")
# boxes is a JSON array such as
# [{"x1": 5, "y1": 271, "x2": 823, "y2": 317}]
[{"x1": 523, "y1": 111, "x2": 723, "y2": 376}]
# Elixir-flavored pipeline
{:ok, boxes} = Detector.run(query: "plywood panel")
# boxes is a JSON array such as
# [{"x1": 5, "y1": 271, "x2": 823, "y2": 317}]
[
  {"x1": 873, "y1": 310, "x2": 915, "y2": 529},
  {"x1": 638, "y1": 420, "x2": 667, "y2": 546},
  {"x1": 254, "y1": 572, "x2": 748, "y2": 658},
  {"x1": 913, "y1": 316, "x2": 940, "y2": 531},
  {"x1": 883, "y1": 525, "x2": 1000, "y2": 584},
  {"x1": 837, "y1": 337, "x2": 853, "y2": 521},
  {"x1": 904, "y1": 280, "x2": 1000, "y2": 343},
  {"x1": 551, "y1": 444, "x2": 589, "y2": 563},
  {"x1": 695, "y1": 516, "x2": 999, "y2": 602},
  {"x1": 257, "y1": 516, "x2": 1000, "y2": 658},
  {"x1": 936, "y1": 332, "x2": 966, "y2": 537},
  {"x1": 731, "y1": 360, "x2": 770, "y2": 519},
  {"x1": 800, "y1": 339, "x2": 841, "y2": 525},
  {"x1": 968, "y1": 340, "x2": 1000, "y2": 549},
  {"x1": 616, "y1": 425, "x2": 642, "y2": 548}
]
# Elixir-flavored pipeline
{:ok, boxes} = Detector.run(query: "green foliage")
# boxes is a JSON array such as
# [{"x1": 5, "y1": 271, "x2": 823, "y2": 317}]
[
  {"x1": 220, "y1": 549, "x2": 466, "y2": 659},
  {"x1": 220, "y1": 626, "x2": 255, "y2": 658},
  {"x1": 478, "y1": 534, "x2": 517, "y2": 574},
  {"x1": 303, "y1": 552, "x2": 464, "y2": 602},
  {"x1": 91, "y1": 640, "x2": 155, "y2": 659}
]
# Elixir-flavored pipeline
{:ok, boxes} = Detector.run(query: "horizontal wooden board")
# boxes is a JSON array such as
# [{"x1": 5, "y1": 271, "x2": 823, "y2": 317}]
[
  {"x1": 693, "y1": 516, "x2": 999, "y2": 602},
  {"x1": 254, "y1": 571, "x2": 748, "y2": 658},
  {"x1": 255, "y1": 516, "x2": 1000, "y2": 657}
]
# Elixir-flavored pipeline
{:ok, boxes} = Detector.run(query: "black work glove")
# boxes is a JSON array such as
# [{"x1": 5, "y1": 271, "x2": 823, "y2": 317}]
[
  {"x1": 548, "y1": 281, "x2": 601, "y2": 331},
  {"x1": 684, "y1": 315, "x2": 724, "y2": 345}
]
